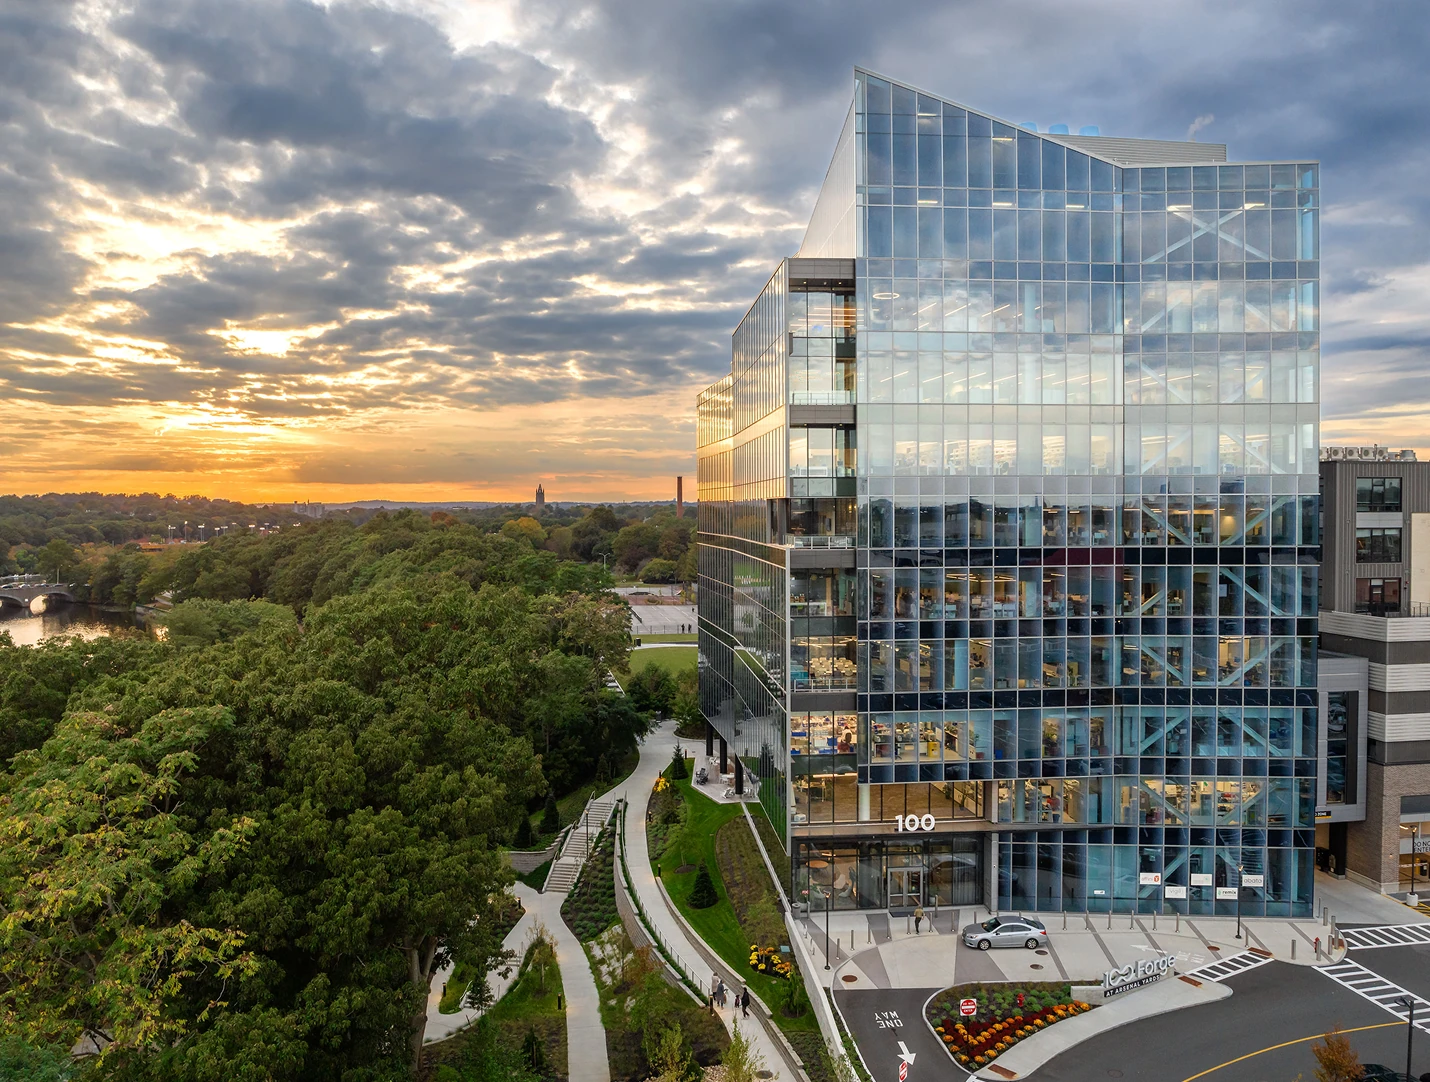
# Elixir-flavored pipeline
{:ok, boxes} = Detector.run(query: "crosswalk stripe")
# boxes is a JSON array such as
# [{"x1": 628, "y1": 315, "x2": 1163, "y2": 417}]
[
  {"x1": 1315, "y1": 958, "x2": 1430, "y2": 1033},
  {"x1": 1340, "y1": 922, "x2": 1430, "y2": 950},
  {"x1": 1183, "y1": 950, "x2": 1273, "y2": 982}
]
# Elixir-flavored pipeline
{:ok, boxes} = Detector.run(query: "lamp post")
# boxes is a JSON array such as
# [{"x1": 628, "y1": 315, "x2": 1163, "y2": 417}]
[
  {"x1": 1235, "y1": 862, "x2": 1244, "y2": 941},
  {"x1": 1400, "y1": 995, "x2": 1416, "y2": 1082},
  {"x1": 824, "y1": 872, "x2": 832, "y2": 971}
]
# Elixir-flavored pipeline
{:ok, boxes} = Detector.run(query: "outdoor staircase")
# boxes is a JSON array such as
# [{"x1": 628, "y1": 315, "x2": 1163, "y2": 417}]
[{"x1": 541, "y1": 797, "x2": 617, "y2": 894}]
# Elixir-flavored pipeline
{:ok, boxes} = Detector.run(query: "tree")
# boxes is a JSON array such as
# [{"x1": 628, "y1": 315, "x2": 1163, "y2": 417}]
[
  {"x1": 513, "y1": 816, "x2": 534, "y2": 849},
  {"x1": 0, "y1": 707, "x2": 259, "y2": 1061},
  {"x1": 667, "y1": 745, "x2": 688, "y2": 779},
  {"x1": 612, "y1": 522, "x2": 662, "y2": 572},
  {"x1": 541, "y1": 793, "x2": 561, "y2": 835},
  {"x1": 543, "y1": 525, "x2": 574, "y2": 558},
  {"x1": 640, "y1": 558, "x2": 678, "y2": 583},
  {"x1": 520, "y1": 1026, "x2": 547, "y2": 1073},
  {"x1": 688, "y1": 862, "x2": 719, "y2": 909},
  {"x1": 162, "y1": 598, "x2": 295, "y2": 648},
  {"x1": 0, "y1": 1036, "x2": 74, "y2": 1082},
  {"x1": 1311, "y1": 1027, "x2": 1364, "y2": 1082},
  {"x1": 648, "y1": 1023, "x2": 698, "y2": 1082},
  {"x1": 629, "y1": 665, "x2": 677, "y2": 716},
  {"x1": 501, "y1": 517, "x2": 546, "y2": 547},
  {"x1": 38, "y1": 537, "x2": 78, "y2": 583},
  {"x1": 657, "y1": 524, "x2": 692, "y2": 561},
  {"x1": 721, "y1": 1022, "x2": 767, "y2": 1082}
]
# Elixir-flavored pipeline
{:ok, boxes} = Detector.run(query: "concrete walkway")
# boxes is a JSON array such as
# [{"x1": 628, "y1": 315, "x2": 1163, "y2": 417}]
[
  {"x1": 424, "y1": 895, "x2": 536, "y2": 1043},
  {"x1": 422, "y1": 884, "x2": 610, "y2": 1082},
  {"x1": 524, "y1": 882, "x2": 610, "y2": 1082},
  {"x1": 825, "y1": 903, "x2": 1356, "y2": 994},
  {"x1": 612, "y1": 721, "x2": 790, "y2": 1079},
  {"x1": 1313, "y1": 868, "x2": 1430, "y2": 925}
]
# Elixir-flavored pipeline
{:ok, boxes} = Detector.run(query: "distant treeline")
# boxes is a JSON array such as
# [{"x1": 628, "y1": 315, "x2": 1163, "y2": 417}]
[{"x1": 0, "y1": 494, "x2": 697, "y2": 603}]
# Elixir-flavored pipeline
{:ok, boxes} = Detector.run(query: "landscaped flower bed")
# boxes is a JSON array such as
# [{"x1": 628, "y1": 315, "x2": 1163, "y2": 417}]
[
  {"x1": 748, "y1": 943, "x2": 793, "y2": 980},
  {"x1": 927, "y1": 982, "x2": 1093, "y2": 1068}
]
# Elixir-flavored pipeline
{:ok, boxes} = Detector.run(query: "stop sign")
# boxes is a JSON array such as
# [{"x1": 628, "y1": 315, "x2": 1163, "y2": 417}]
[{"x1": 959, "y1": 998, "x2": 977, "y2": 1016}]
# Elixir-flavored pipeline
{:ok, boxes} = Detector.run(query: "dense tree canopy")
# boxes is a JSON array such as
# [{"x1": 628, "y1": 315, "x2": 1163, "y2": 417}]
[{"x1": 0, "y1": 510, "x2": 655, "y2": 1080}]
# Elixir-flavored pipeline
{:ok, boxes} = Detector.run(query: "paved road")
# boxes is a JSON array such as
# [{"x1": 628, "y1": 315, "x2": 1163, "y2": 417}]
[
  {"x1": 836, "y1": 988, "x2": 950, "y2": 1082},
  {"x1": 1036, "y1": 960, "x2": 1428, "y2": 1082}
]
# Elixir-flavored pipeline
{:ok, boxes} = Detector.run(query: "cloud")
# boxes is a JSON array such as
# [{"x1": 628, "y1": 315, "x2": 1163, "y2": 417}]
[{"x1": 0, "y1": 0, "x2": 1427, "y2": 499}]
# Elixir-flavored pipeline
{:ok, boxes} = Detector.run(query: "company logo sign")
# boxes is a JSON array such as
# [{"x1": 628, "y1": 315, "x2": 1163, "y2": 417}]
[{"x1": 1100, "y1": 953, "x2": 1175, "y2": 998}]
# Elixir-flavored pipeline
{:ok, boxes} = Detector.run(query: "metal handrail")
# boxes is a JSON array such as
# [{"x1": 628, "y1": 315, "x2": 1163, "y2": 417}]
[{"x1": 612, "y1": 799, "x2": 705, "y2": 999}]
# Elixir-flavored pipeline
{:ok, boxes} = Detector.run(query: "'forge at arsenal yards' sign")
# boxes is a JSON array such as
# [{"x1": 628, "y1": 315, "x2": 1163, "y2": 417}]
[{"x1": 1100, "y1": 953, "x2": 1175, "y2": 997}]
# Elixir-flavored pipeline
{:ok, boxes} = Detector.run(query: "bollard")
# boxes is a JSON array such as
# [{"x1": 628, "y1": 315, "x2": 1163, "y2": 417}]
[
  {"x1": 1153, "y1": 912, "x2": 1157, "y2": 930},
  {"x1": 1291, "y1": 939, "x2": 1297, "y2": 960},
  {"x1": 1322, "y1": 905, "x2": 1328, "y2": 926},
  {"x1": 1130, "y1": 912, "x2": 1136, "y2": 930},
  {"x1": 906, "y1": 915, "x2": 911, "y2": 935},
  {"x1": 867, "y1": 927, "x2": 871, "y2": 944},
  {"x1": 1315, "y1": 936, "x2": 1321, "y2": 960},
  {"x1": 1107, "y1": 911, "x2": 1113, "y2": 930},
  {"x1": 1063, "y1": 912, "x2": 1068, "y2": 930}
]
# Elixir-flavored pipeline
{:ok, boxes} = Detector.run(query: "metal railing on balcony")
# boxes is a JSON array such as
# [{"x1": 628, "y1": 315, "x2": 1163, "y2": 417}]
[
  {"x1": 789, "y1": 391, "x2": 856, "y2": 406},
  {"x1": 786, "y1": 534, "x2": 854, "y2": 548}
]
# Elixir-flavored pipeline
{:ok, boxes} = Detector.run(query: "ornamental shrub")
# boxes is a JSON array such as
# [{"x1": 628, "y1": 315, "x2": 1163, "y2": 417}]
[
  {"x1": 668, "y1": 746, "x2": 688, "y2": 779},
  {"x1": 688, "y1": 862, "x2": 719, "y2": 908}
]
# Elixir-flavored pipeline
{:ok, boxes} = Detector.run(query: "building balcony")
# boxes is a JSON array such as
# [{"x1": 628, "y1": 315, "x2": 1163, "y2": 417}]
[{"x1": 788, "y1": 534, "x2": 855, "y2": 548}]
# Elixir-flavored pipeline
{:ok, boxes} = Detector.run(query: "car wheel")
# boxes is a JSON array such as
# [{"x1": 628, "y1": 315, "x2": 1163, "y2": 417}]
[
  {"x1": 978, "y1": 939, "x2": 991, "y2": 951},
  {"x1": 1025, "y1": 938, "x2": 1039, "y2": 949}
]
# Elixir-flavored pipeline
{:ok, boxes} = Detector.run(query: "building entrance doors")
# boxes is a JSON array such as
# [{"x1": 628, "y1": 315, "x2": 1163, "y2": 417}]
[{"x1": 887, "y1": 867, "x2": 923, "y2": 910}]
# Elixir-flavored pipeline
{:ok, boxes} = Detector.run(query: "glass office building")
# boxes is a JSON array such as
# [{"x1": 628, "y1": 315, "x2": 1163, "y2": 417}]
[{"x1": 697, "y1": 69, "x2": 1321, "y2": 917}]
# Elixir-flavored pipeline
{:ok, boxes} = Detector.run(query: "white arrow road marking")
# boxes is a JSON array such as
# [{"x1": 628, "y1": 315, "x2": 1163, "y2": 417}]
[{"x1": 897, "y1": 1040, "x2": 916, "y2": 1064}]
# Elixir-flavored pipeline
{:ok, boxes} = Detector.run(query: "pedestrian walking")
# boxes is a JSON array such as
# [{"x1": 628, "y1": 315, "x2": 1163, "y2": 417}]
[
  {"x1": 914, "y1": 904, "x2": 925, "y2": 934},
  {"x1": 741, "y1": 987, "x2": 750, "y2": 1018}
]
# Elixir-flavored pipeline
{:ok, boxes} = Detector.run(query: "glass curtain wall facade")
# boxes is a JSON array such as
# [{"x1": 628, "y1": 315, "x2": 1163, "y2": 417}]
[{"x1": 699, "y1": 67, "x2": 1321, "y2": 917}]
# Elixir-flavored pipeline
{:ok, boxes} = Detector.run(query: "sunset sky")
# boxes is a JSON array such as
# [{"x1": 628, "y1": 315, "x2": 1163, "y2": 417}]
[{"x1": 1, "y1": 0, "x2": 1427, "y2": 503}]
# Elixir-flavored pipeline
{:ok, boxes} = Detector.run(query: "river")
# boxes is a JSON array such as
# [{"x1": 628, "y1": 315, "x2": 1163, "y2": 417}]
[{"x1": 0, "y1": 601, "x2": 146, "y2": 647}]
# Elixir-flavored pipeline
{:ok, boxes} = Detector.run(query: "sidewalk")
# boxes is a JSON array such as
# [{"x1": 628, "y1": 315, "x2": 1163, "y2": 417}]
[
  {"x1": 422, "y1": 885, "x2": 610, "y2": 1082},
  {"x1": 424, "y1": 896, "x2": 537, "y2": 1043},
  {"x1": 524, "y1": 882, "x2": 610, "y2": 1082},
  {"x1": 825, "y1": 903, "x2": 1358, "y2": 993},
  {"x1": 614, "y1": 721, "x2": 793, "y2": 1080}
]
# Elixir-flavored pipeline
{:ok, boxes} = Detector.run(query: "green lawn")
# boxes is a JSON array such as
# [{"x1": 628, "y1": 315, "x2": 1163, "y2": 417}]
[
  {"x1": 633, "y1": 633, "x2": 696, "y2": 644},
  {"x1": 655, "y1": 762, "x2": 819, "y2": 1036},
  {"x1": 627, "y1": 646, "x2": 697, "y2": 678}
]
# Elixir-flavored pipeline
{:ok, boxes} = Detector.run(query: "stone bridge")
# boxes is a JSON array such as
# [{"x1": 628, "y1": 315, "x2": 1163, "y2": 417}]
[{"x1": 0, "y1": 582, "x2": 78, "y2": 607}]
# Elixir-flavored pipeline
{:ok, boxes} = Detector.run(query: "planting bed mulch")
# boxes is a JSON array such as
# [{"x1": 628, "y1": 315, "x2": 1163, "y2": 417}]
[
  {"x1": 559, "y1": 819, "x2": 618, "y2": 943},
  {"x1": 926, "y1": 981, "x2": 1094, "y2": 1070}
]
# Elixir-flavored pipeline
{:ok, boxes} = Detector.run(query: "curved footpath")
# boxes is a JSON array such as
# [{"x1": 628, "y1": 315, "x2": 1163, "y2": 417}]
[
  {"x1": 424, "y1": 883, "x2": 609, "y2": 1082},
  {"x1": 425, "y1": 722, "x2": 792, "y2": 1081},
  {"x1": 606, "y1": 721, "x2": 793, "y2": 1079}
]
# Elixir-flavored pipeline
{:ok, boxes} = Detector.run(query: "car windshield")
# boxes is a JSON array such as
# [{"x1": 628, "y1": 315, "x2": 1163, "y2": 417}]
[{"x1": 980, "y1": 918, "x2": 1002, "y2": 931}]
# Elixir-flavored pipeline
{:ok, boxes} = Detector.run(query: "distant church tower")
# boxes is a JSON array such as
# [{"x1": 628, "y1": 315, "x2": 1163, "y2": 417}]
[{"x1": 535, "y1": 484, "x2": 546, "y2": 515}]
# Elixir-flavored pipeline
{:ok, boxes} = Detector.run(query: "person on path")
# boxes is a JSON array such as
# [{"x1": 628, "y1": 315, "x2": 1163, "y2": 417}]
[
  {"x1": 914, "y1": 904, "x2": 925, "y2": 934},
  {"x1": 741, "y1": 987, "x2": 750, "y2": 1018}
]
